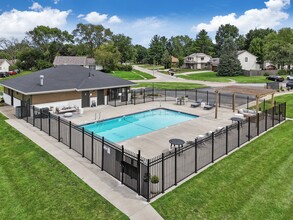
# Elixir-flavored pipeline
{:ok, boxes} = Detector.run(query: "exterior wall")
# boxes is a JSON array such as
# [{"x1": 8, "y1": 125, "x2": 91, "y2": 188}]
[
  {"x1": 32, "y1": 91, "x2": 81, "y2": 105},
  {"x1": 3, "y1": 93, "x2": 11, "y2": 105},
  {"x1": 13, "y1": 97, "x2": 21, "y2": 107},
  {"x1": 183, "y1": 53, "x2": 212, "y2": 70},
  {"x1": 35, "y1": 99, "x2": 82, "y2": 109},
  {"x1": 0, "y1": 60, "x2": 10, "y2": 72},
  {"x1": 238, "y1": 51, "x2": 260, "y2": 70}
]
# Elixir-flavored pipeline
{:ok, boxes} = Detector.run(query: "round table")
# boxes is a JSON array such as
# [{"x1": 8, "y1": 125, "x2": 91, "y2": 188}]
[
  {"x1": 230, "y1": 117, "x2": 244, "y2": 123},
  {"x1": 169, "y1": 139, "x2": 185, "y2": 155}
]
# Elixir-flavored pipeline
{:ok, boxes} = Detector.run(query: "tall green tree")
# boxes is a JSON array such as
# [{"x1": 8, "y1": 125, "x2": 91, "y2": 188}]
[
  {"x1": 249, "y1": 37, "x2": 264, "y2": 64},
  {"x1": 217, "y1": 37, "x2": 242, "y2": 76},
  {"x1": 148, "y1": 35, "x2": 166, "y2": 65},
  {"x1": 168, "y1": 35, "x2": 194, "y2": 58},
  {"x1": 193, "y1": 29, "x2": 214, "y2": 56},
  {"x1": 134, "y1": 45, "x2": 148, "y2": 64},
  {"x1": 215, "y1": 24, "x2": 239, "y2": 56},
  {"x1": 73, "y1": 23, "x2": 113, "y2": 57},
  {"x1": 16, "y1": 47, "x2": 44, "y2": 70},
  {"x1": 161, "y1": 50, "x2": 171, "y2": 69},
  {"x1": 112, "y1": 34, "x2": 135, "y2": 63},
  {"x1": 94, "y1": 42, "x2": 120, "y2": 72},
  {"x1": 245, "y1": 28, "x2": 275, "y2": 50}
]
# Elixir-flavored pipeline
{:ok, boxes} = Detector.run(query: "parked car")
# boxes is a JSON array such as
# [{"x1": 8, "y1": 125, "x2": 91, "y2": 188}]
[
  {"x1": 286, "y1": 80, "x2": 293, "y2": 89},
  {"x1": 266, "y1": 75, "x2": 284, "y2": 82},
  {"x1": 0, "y1": 72, "x2": 6, "y2": 78},
  {"x1": 8, "y1": 70, "x2": 17, "y2": 75},
  {"x1": 286, "y1": 75, "x2": 293, "y2": 80},
  {"x1": 14, "y1": 69, "x2": 20, "y2": 74}
]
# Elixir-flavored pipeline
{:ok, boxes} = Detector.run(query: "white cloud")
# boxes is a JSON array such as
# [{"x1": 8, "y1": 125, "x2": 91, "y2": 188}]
[
  {"x1": 29, "y1": 2, "x2": 43, "y2": 11},
  {"x1": 77, "y1": 14, "x2": 84, "y2": 19},
  {"x1": 109, "y1": 15, "x2": 122, "y2": 24},
  {"x1": 193, "y1": 0, "x2": 290, "y2": 33},
  {"x1": 53, "y1": 0, "x2": 60, "y2": 4},
  {"x1": 0, "y1": 5, "x2": 70, "y2": 39},
  {"x1": 83, "y1": 12, "x2": 108, "y2": 24}
]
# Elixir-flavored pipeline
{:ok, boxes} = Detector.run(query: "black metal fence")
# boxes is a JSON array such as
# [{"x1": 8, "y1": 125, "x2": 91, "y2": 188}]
[
  {"x1": 108, "y1": 88, "x2": 256, "y2": 109},
  {"x1": 20, "y1": 101, "x2": 286, "y2": 201}
]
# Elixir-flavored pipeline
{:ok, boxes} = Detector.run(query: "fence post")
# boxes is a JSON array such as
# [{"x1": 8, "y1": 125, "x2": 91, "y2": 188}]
[
  {"x1": 144, "y1": 89, "x2": 146, "y2": 103},
  {"x1": 40, "y1": 109, "x2": 43, "y2": 131},
  {"x1": 162, "y1": 153, "x2": 165, "y2": 193},
  {"x1": 115, "y1": 92, "x2": 117, "y2": 107},
  {"x1": 165, "y1": 89, "x2": 167, "y2": 101},
  {"x1": 225, "y1": 126, "x2": 229, "y2": 154},
  {"x1": 284, "y1": 102, "x2": 287, "y2": 119},
  {"x1": 237, "y1": 121, "x2": 240, "y2": 147},
  {"x1": 137, "y1": 150, "x2": 141, "y2": 195},
  {"x1": 82, "y1": 127, "x2": 85, "y2": 157},
  {"x1": 33, "y1": 106, "x2": 35, "y2": 127},
  {"x1": 147, "y1": 159, "x2": 150, "y2": 202},
  {"x1": 152, "y1": 86, "x2": 155, "y2": 101},
  {"x1": 121, "y1": 145, "x2": 124, "y2": 184},
  {"x1": 184, "y1": 88, "x2": 186, "y2": 97},
  {"x1": 175, "y1": 88, "x2": 177, "y2": 98},
  {"x1": 212, "y1": 132, "x2": 215, "y2": 163},
  {"x1": 175, "y1": 147, "x2": 177, "y2": 186},
  {"x1": 101, "y1": 137, "x2": 105, "y2": 171},
  {"x1": 263, "y1": 99, "x2": 266, "y2": 111},
  {"x1": 219, "y1": 93, "x2": 221, "y2": 107},
  {"x1": 195, "y1": 138, "x2": 198, "y2": 173},
  {"x1": 26, "y1": 104, "x2": 29, "y2": 123},
  {"x1": 91, "y1": 132, "x2": 94, "y2": 164},
  {"x1": 69, "y1": 121, "x2": 71, "y2": 149},
  {"x1": 272, "y1": 106, "x2": 275, "y2": 127},
  {"x1": 195, "y1": 89, "x2": 198, "y2": 101},
  {"x1": 265, "y1": 110, "x2": 268, "y2": 131},
  {"x1": 248, "y1": 117, "x2": 251, "y2": 141},
  {"x1": 247, "y1": 96, "x2": 249, "y2": 109},
  {"x1": 207, "y1": 91, "x2": 209, "y2": 104},
  {"x1": 58, "y1": 116, "x2": 60, "y2": 142},
  {"x1": 48, "y1": 112, "x2": 51, "y2": 136},
  {"x1": 134, "y1": 90, "x2": 136, "y2": 105},
  {"x1": 257, "y1": 113, "x2": 260, "y2": 136}
]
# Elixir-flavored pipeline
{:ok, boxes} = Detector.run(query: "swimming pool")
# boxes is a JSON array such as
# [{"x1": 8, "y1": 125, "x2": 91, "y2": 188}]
[{"x1": 82, "y1": 108, "x2": 198, "y2": 143}]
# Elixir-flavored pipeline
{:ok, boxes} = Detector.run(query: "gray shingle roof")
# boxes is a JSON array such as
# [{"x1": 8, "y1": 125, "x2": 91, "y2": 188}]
[
  {"x1": 0, "y1": 65, "x2": 135, "y2": 95},
  {"x1": 53, "y1": 56, "x2": 97, "y2": 66}
]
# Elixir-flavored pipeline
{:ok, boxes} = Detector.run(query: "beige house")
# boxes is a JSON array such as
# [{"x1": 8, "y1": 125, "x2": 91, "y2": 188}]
[
  {"x1": 182, "y1": 53, "x2": 212, "y2": 70},
  {"x1": 171, "y1": 56, "x2": 179, "y2": 67},
  {"x1": 237, "y1": 50, "x2": 260, "y2": 71},
  {"x1": 0, "y1": 59, "x2": 10, "y2": 72}
]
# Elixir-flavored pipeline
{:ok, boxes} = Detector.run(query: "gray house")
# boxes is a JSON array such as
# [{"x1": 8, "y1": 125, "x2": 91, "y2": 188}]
[
  {"x1": 0, "y1": 65, "x2": 135, "y2": 108},
  {"x1": 53, "y1": 56, "x2": 102, "y2": 70}
]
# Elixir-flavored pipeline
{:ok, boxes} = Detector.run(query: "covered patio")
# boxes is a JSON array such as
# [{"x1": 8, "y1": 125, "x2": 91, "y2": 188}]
[{"x1": 214, "y1": 86, "x2": 276, "y2": 119}]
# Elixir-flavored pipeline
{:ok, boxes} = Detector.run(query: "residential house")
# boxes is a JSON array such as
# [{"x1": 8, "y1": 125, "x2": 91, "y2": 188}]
[
  {"x1": 182, "y1": 53, "x2": 212, "y2": 70},
  {"x1": 210, "y1": 58, "x2": 220, "y2": 72},
  {"x1": 53, "y1": 56, "x2": 102, "y2": 70},
  {"x1": 171, "y1": 56, "x2": 179, "y2": 67},
  {"x1": 0, "y1": 65, "x2": 135, "y2": 108},
  {"x1": 237, "y1": 50, "x2": 260, "y2": 71},
  {"x1": 0, "y1": 59, "x2": 10, "y2": 72}
]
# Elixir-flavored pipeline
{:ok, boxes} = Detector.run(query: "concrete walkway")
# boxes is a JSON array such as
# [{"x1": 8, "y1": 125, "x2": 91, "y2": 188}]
[{"x1": 1, "y1": 109, "x2": 162, "y2": 220}]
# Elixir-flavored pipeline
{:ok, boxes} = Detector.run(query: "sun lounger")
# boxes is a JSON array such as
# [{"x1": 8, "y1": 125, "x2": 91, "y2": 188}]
[
  {"x1": 190, "y1": 99, "x2": 203, "y2": 108},
  {"x1": 203, "y1": 101, "x2": 216, "y2": 110}
]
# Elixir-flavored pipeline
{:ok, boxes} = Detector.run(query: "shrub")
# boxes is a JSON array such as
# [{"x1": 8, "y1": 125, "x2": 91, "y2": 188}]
[
  {"x1": 116, "y1": 64, "x2": 133, "y2": 71},
  {"x1": 263, "y1": 72, "x2": 270, "y2": 76},
  {"x1": 278, "y1": 69, "x2": 287, "y2": 75},
  {"x1": 151, "y1": 175, "x2": 159, "y2": 184}
]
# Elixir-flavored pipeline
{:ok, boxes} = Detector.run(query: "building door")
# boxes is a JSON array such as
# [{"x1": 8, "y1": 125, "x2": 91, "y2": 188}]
[
  {"x1": 97, "y1": 90, "x2": 104, "y2": 105},
  {"x1": 81, "y1": 91, "x2": 90, "y2": 107}
]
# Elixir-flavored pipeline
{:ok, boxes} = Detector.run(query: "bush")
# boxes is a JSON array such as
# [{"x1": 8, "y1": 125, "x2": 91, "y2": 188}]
[
  {"x1": 151, "y1": 175, "x2": 159, "y2": 184},
  {"x1": 116, "y1": 64, "x2": 133, "y2": 71},
  {"x1": 264, "y1": 72, "x2": 270, "y2": 76},
  {"x1": 278, "y1": 69, "x2": 287, "y2": 75}
]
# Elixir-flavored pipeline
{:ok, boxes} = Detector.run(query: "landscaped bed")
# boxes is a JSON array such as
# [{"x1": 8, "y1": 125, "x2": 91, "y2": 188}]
[
  {"x1": 152, "y1": 120, "x2": 293, "y2": 219},
  {"x1": 177, "y1": 71, "x2": 270, "y2": 83},
  {"x1": 0, "y1": 113, "x2": 127, "y2": 219}
]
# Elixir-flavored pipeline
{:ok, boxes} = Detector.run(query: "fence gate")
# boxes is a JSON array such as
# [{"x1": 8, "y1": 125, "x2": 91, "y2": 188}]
[{"x1": 122, "y1": 154, "x2": 138, "y2": 192}]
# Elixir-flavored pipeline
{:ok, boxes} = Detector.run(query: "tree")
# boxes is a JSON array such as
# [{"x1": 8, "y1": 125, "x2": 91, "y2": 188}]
[
  {"x1": 193, "y1": 29, "x2": 214, "y2": 56},
  {"x1": 249, "y1": 37, "x2": 264, "y2": 65},
  {"x1": 245, "y1": 28, "x2": 275, "y2": 50},
  {"x1": 94, "y1": 42, "x2": 120, "y2": 72},
  {"x1": 73, "y1": 23, "x2": 113, "y2": 57},
  {"x1": 235, "y1": 35, "x2": 246, "y2": 50},
  {"x1": 112, "y1": 34, "x2": 135, "y2": 63},
  {"x1": 148, "y1": 35, "x2": 166, "y2": 65},
  {"x1": 134, "y1": 45, "x2": 148, "y2": 63},
  {"x1": 217, "y1": 37, "x2": 242, "y2": 76},
  {"x1": 215, "y1": 24, "x2": 239, "y2": 56},
  {"x1": 16, "y1": 47, "x2": 43, "y2": 70},
  {"x1": 168, "y1": 35, "x2": 194, "y2": 58},
  {"x1": 161, "y1": 50, "x2": 171, "y2": 69}
]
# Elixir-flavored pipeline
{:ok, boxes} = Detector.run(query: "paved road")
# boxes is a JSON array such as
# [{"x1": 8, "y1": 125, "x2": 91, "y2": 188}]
[{"x1": 133, "y1": 65, "x2": 288, "y2": 88}]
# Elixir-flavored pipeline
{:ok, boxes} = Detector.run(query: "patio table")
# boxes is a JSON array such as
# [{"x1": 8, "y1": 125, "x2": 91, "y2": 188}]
[{"x1": 169, "y1": 138, "x2": 185, "y2": 155}]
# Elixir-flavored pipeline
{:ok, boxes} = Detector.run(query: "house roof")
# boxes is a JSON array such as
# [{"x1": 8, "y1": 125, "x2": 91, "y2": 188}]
[
  {"x1": 53, "y1": 56, "x2": 97, "y2": 66},
  {"x1": 171, "y1": 56, "x2": 179, "y2": 63},
  {"x1": 185, "y1": 53, "x2": 211, "y2": 58},
  {"x1": 211, "y1": 58, "x2": 220, "y2": 66},
  {"x1": 0, "y1": 59, "x2": 9, "y2": 66},
  {"x1": 0, "y1": 65, "x2": 135, "y2": 95},
  {"x1": 237, "y1": 50, "x2": 258, "y2": 58}
]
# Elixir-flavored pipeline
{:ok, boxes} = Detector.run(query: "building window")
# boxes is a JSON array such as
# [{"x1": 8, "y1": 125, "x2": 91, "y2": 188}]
[
  {"x1": 245, "y1": 57, "x2": 248, "y2": 62},
  {"x1": 201, "y1": 57, "x2": 204, "y2": 61}
]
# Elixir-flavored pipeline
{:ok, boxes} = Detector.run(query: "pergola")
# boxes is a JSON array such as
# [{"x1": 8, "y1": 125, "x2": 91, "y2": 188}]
[{"x1": 214, "y1": 86, "x2": 276, "y2": 119}]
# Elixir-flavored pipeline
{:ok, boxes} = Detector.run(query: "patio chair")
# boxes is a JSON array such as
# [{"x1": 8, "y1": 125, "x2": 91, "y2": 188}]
[
  {"x1": 190, "y1": 99, "x2": 203, "y2": 108},
  {"x1": 203, "y1": 101, "x2": 216, "y2": 110}
]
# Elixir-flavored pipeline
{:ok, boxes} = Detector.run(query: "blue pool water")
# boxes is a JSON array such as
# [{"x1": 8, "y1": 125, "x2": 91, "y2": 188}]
[{"x1": 82, "y1": 109, "x2": 198, "y2": 143}]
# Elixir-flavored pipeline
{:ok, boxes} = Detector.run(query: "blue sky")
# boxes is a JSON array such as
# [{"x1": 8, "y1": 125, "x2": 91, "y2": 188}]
[{"x1": 0, "y1": 0, "x2": 292, "y2": 46}]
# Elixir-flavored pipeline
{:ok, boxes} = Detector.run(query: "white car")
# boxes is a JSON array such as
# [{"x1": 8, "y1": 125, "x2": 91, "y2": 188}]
[{"x1": 287, "y1": 75, "x2": 293, "y2": 80}]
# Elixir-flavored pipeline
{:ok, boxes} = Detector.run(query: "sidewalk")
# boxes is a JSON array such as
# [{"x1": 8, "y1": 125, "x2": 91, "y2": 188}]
[{"x1": 4, "y1": 115, "x2": 162, "y2": 220}]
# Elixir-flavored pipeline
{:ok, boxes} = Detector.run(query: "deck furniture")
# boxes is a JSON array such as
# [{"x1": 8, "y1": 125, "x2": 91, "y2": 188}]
[
  {"x1": 190, "y1": 99, "x2": 203, "y2": 108},
  {"x1": 203, "y1": 102, "x2": 216, "y2": 110},
  {"x1": 169, "y1": 138, "x2": 185, "y2": 155}
]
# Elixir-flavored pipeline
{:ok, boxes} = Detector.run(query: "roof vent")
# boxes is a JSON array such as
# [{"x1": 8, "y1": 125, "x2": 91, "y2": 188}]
[{"x1": 40, "y1": 75, "x2": 44, "y2": 86}]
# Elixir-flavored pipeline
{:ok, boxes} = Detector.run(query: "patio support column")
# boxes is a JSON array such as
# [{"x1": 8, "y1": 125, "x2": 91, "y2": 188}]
[
  {"x1": 271, "y1": 93, "x2": 275, "y2": 107},
  {"x1": 215, "y1": 91, "x2": 219, "y2": 119},
  {"x1": 232, "y1": 93, "x2": 236, "y2": 112}
]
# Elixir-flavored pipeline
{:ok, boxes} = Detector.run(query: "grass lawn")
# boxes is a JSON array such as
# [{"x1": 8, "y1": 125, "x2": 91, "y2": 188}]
[
  {"x1": 111, "y1": 70, "x2": 155, "y2": 80},
  {"x1": 0, "y1": 113, "x2": 127, "y2": 219},
  {"x1": 133, "y1": 82, "x2": 206, "y2": 90},
  {"x1": 138, "y1": 64, "x2": 165, "y2": 70},
  {"x1": 152, "y1": 121, "x2": 293, "y2": 220},
  {"x1": 177, "y1": 71, "x2": 270, "y2": 83}
]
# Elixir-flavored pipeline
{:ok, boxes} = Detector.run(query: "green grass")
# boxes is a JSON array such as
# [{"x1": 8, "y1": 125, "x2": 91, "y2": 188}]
[
  {"x1": 152, "y1": 121, "x2": 293, "y2": 220},
  {"x1": 138, "y1": 64, "x2": 165, "y2": 70},
  {"x1": 111, "y1": 70, "x2": 155, "y2": 80},
  {"x1": 177, "y1": 71, "x2": 270, "y2": 83},
  {"x1": 0, "y1": 113, "x2": 127, "y2": 219},
  {"x1": 132, "y1": 82, "x2": 206, "y2": 89}
]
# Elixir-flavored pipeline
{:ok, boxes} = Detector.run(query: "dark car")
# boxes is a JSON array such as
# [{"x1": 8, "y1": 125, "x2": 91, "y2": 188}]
[
  {"x1": 0, "y1": 72, "x2": 6, "y2": 78},
  {"x1": 266, "y1": 75, "x2": 284, "y2": 82},
  {"x1": 286, "y1": 80, "x2": 293, "y2": 89}
]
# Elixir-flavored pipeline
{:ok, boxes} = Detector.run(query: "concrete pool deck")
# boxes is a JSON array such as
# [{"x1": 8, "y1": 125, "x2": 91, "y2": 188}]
[{"x1": 66, "y1": 101, "x2": 235, "y2": 159}]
